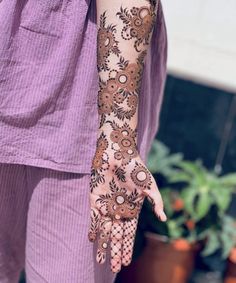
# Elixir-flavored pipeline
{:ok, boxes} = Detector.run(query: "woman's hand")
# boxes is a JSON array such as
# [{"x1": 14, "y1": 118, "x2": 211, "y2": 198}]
[{"x1": 88, "y1": 128, "x2": 167, "y2": 273}]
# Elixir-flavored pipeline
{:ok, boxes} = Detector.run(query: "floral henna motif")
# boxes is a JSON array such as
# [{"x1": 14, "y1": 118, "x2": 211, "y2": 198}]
[
  {"x1": 98, "y1": 11, "x2": 121, "y2": 72},
  {"x1": 110, "y1": 122, "x2": 138, "y2": 165},
  {"x1": 92, "y1": 132, "x2": 109, "y2": 169},
  {"x1": 90, "y1": 132, "x2": 109, "y2": 190},
  {"x1": 98, "y1": 59, "x2": 141, "y2": 122},
  {"x1": 127, "y1": 94, "x2": 138, "y2": 109},
  {"x1": 98, "y1": 85, "x2": 114, "y2": 115},
  {"x1": 131, "y1": 161, "x2": 152, "y2": 188},
  {"x1": 96, "y1": 178, "x2": 141, "y2": 221},
  {"x1": 96, "y1": 217, "x2": 112, "y2": 263},
  {"x1": 114, "y1": 58, "x2": 142, "y2": 94},
  {"x1": 89, "y1": 0, "x2": 166, "y2": 274},
  {"x1": 116, "y1": 2, "x2": 157, "y2": 52}
]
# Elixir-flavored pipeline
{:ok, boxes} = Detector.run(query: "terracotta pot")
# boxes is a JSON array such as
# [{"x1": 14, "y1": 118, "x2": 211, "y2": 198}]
[
  {"x1": 224, "y1": 260, "x2": 236, "y2": 283},
  {"x1": 116, "y1": 232, "x2": 198, "y2": 283}
]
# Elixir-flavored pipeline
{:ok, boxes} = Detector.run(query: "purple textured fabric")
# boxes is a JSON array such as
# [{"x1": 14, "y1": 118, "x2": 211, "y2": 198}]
[
  {"x1": 0, "y1": 0, "x2": 167, "y2": 174},
  {"x1": 0, "y1": 163, "x2": 116, "y2": 283}
]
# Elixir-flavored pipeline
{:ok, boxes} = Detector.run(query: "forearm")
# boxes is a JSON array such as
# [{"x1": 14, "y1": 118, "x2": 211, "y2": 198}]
[{"x1": 96, "y1": 0, "x2": 158, "y2": 152}]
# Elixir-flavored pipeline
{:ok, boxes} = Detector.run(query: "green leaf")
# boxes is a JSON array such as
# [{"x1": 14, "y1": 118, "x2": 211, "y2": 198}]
[
  {"x1": 219, "y1": 174, "x2": 236, "y2": 188},
  {"x1": 168, "y1": 170, "x2": 192, "y2": 183},
  {"x1": 211, "y1": 188, "x2": 232, "y2": 212},
  {"x1": 167, "y1": 220, "x2": 184, "y2": 239},
  {"x1": 180, "y1": 187, "x2": 198, "y2": 218},
  {"x1": 220, "y1": 232, "x2": 235, "y2": 259},
  {"x1": 177, "y1": 161, "x2": 207, "y2": 186},
  {"x1": 201, "y1": 232, "x2": 220, "y2": 257},
  {"x1": 147, "y1": 140, "x2": 183, "y2": 176},
  {"x1": 195, "y1": 191, "x2": 212, "y2": 220}
]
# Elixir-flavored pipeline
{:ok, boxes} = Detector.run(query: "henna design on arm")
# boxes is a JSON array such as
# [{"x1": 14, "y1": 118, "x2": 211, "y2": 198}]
[
  {"x1": 117, "y1": 4, "x2": 157, "y2": 52},
  {"x1": 89, "y1": 0, "x2": 166, "y2": 273},
  {"x1": 98, "y1": 11, "x2": 121, "y2": 72}
]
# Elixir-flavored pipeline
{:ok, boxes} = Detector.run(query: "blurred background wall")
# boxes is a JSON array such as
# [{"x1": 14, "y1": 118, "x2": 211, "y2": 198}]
[
  {"x1": 116, "y1": 2, "x2": 236, "y2": 283},
  {"x1": 159, "y1": 0, "x2": 236, "y2": 174},
  {"x1": 162, "y1": 0, "x2": 236, "y2": 93}
]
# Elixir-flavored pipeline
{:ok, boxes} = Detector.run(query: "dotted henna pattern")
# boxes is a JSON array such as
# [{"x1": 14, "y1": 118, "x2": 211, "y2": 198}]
[{"x1": 110, "y1": 122, "x2": 138, "y2": 165}]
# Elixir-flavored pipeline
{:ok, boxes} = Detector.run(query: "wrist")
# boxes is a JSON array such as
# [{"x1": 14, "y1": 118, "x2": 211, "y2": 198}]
[{"x1": 97, "y1": 123, "x2": 138, "y2": 166}]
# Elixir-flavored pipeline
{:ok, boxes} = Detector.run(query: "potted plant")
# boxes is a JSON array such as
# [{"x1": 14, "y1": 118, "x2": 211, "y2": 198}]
[
  {"x1": 224, "y1": 218, "x2": 236, "y2": 283},
  {"x1": 116, "y1": 141, "x2": 236, "y2": 283}
]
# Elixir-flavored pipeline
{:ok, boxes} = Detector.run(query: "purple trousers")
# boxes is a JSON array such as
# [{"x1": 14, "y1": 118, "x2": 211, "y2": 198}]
[{"x1": 0, "y1": 163, "x2": 116, "y2": 283}]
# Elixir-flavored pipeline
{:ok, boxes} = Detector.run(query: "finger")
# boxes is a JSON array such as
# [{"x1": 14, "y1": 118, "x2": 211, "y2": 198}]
[
  {"x1": 122, "y1": 218, "x2": 138, "y2": 266},
  {"x1": 88, "y1": 208, "x2": 101, "y2": 242},
  {"x1": 96, "y1": 217, "x2": 112, "y2": 264},
  {"x1": 110, "y1": 220, "x2": 124, "y2": 273},
  {"x1": 143, "y1": 179, "x2": 167, "y2": 222}
]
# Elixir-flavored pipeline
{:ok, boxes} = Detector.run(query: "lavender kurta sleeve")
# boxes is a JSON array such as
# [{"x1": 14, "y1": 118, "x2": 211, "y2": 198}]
[{"x1": 0, "y1": 0, "x2": 167, "y2": 174}]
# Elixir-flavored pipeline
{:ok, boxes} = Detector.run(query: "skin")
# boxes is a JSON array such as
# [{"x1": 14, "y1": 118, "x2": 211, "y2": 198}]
[{"x1": 88, "y1": 0, "x2": 167, "y2": 273}]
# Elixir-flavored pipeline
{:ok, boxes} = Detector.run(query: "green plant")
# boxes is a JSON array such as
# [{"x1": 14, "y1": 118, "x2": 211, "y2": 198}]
[
  {"x1": 200, "y1": 215, "x2": 236, "y2": 259},
  {"x1": 146, "y1": 140, "x2": 236, "y2": 259},
  {"x1": 147, "y1": 140, "x2": 183, "y2": 178},
  {"x1": 169, "y1": 160, "x2": 235, "y2": 221}
]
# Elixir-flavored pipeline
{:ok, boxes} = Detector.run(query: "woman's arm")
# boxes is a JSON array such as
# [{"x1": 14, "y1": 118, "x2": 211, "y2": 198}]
[{"x1": 89, "y1": 0, "x2": 167, "y2": 273}]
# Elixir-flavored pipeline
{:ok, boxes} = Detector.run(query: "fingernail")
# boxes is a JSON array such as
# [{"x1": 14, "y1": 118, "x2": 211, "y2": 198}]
[
  {"x1": 143, "y1": 189, "x2": 150, "y2": 196},
  {"x1": 159, "y1": 211, "x2": 167, "y2": 222}
]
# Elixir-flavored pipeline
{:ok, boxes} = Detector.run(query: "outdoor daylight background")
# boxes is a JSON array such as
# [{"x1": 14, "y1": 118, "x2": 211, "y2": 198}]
[{"x1": 115, "y1": 1, "x2": 236, "y2": 283}]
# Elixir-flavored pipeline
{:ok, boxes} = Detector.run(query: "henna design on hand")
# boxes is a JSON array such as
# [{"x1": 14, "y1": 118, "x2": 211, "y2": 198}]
[
  {"x1": 96, "y1": 178, "x2": 141, "y2": 221},
  {"x1": 131, "y1": 161, "x2": 152, "y2": 188},
  {"x1": 96, "y1": 217, "x2": 112, "y2": 264},
  {"x1": 114, "y1": 166, "x2": 126, "y2": 183},
  {"x1": 90, "y1": 132, "x2": 109, "y2": 190},
  {"x1": 110, "y1": 122, "x2": 138, "y2": 165}
]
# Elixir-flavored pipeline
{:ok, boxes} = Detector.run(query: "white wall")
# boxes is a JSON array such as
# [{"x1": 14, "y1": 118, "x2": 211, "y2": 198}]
[{"x1": 162, "y1": 0, "x2": 236, "y2": 93}]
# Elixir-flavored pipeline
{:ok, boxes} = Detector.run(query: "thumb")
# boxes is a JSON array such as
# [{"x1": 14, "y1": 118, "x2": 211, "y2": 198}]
[{"x1": 143, "y1": 182, "x2": 167, "y2": 222}]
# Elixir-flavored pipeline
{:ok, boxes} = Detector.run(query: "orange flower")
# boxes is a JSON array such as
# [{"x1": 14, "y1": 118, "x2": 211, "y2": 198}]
[
  {"x1": 172, "y1": 198, "x2": 184, "y2": 211},
  {"x1": 186, "y1": 220, "x2": 195, "y2": 231},
  {"x1": 173, "y1": 239, "x2": 191, "y2": 251},
  {"x1": 229, "y1": 248, "x2": 236, "y2": 263}
]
